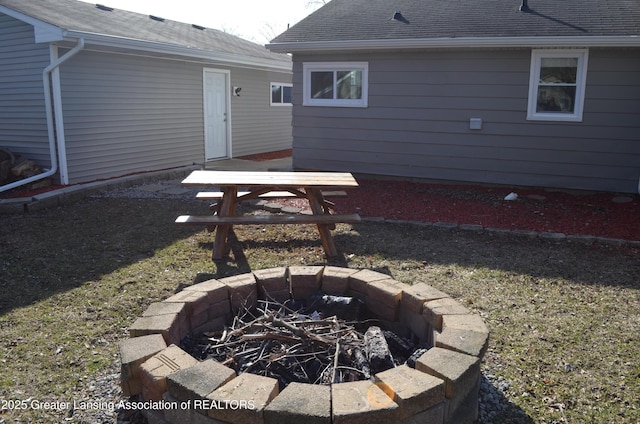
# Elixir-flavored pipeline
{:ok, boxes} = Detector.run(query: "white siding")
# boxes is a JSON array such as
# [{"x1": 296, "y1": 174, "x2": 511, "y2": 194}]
[{"x1": 59, "y1": 50, "x2": 292, "y2": 184}]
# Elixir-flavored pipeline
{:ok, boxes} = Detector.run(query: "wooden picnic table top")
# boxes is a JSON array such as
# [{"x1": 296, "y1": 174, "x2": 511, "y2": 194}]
[{"x1": 181, "y1": 170, "x2": 359, "y2": 189}]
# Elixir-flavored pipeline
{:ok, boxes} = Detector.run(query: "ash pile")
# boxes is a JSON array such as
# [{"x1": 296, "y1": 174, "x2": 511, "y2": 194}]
[{"x1": 181, "y1": 293, "x2": 429, "y2": 390}]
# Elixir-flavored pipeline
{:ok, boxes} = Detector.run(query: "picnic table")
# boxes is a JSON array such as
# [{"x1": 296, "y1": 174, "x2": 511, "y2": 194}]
[{"x1": 175, "y1": 170, "x2": 361, "y2": 259}]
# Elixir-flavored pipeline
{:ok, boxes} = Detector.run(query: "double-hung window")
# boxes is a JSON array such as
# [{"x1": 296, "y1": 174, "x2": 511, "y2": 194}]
[
  {"x1": 271, "y1": 82, "x2": 292, "y2": 106},
  {"x1": 527, "y1": 49, "x2": 589, "y2": 122},
  {"x1": 303, "y1": 62, "x2": 368, "y2": 107}
]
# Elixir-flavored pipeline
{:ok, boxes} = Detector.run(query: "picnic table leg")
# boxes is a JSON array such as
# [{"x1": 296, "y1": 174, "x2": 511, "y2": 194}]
[
  {"x1": 306, "y1": 187, "x2": 338, "y2": 258},
  {"x1": 212, "y1": 186, "x2": 237, "y2": 259}
]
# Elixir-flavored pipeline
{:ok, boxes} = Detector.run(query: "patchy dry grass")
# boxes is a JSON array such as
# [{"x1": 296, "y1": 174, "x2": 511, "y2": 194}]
[{"x1": 0, "y1": 196, "x2": 639, "y2": 423}]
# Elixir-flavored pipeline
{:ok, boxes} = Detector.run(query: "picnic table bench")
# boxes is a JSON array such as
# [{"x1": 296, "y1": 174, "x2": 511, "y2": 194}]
[{"x1": 176, "y1": 170, "x2": 360, "y2": 259}]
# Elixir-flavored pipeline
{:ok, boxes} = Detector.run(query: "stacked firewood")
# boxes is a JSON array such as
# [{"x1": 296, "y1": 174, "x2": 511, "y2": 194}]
[
  {"x1": 182, "y1": 294, "x2": 426, "y2": 389},
  {"x1": 0, "y1": 147, "x2": 49, "y2": 188}
]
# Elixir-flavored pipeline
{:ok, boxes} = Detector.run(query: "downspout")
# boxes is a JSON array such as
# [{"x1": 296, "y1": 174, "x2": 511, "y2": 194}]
[{"x1": 0, "y1": 38, "x2": 84, "y2": 193}]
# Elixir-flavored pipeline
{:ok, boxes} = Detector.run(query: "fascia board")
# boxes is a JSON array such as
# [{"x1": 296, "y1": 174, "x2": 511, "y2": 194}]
[
  {"x1": 0, "y1": 6, "x2": 64, "y2": 42},
  {"x1": 267, "y1": 35, "x2": 640, "y2": 52},
  {"x1": 63, "y1": 30, "x2": 291, "y2": 71}
]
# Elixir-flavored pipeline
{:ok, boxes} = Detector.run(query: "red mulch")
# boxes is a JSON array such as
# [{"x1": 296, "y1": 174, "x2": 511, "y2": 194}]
[
  {"x1": 282, "y1": 179, "x2": 640, "y2": 241},
  {"x1": 3, "y1": 151, "x2": 638, "y2": 241},
  {"x1": 237, "y1": 149, "x2": 292, "y2": 161}
]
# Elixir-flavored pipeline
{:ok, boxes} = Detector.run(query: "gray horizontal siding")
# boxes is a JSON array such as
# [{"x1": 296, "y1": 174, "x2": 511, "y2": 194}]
[
  {"x1": 59, "y1": 50, "x2": 291, "y2": 184},
  {"x1": 229, "y1": 68, "x2": 292, "y2": 157},
  {"x1": 291, "y1": 49, "x2": 640, "y2": 193},
  {"x1": 0, "y1": 13, "x2": 51, "y2": 167},
  {"x1": 59, "y1": 50, "x2": 205, "y2": 184}
]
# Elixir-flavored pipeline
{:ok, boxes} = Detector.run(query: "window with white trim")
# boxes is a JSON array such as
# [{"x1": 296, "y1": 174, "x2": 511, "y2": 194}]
[
  {"x1": 270, "y1": 82, "x2": 292, "y2": 106},
  {"x1": 303, "y1": 62, "x2": 368, "y2": 107},
  {"x1": 527, "y1": 49, "x2": 589, "y2": 122}
]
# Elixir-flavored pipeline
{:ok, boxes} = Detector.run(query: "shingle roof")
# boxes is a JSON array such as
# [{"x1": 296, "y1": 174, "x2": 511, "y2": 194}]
[
  {"x1": 271, "y1": 0, "x2": 640, "y2": 44},
  {"x1": 0, "y1": 0, "x2": 287, "y2": 63}
]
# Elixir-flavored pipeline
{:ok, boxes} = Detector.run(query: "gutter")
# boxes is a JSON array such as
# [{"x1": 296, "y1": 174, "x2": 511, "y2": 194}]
[
  {"x1": 266, "y1": 35, "x2": 640, "y2": 53},
  {"x1": 0, "y1": 38, "x2": 85, "y2": 193},
  {"x1": 63, "y1": 30, "x2": 292, "y2": 72}
]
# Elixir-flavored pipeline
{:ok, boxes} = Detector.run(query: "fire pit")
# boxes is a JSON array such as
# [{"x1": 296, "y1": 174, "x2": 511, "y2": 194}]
[{"x1": 119, "y1": 267, "x2": 489, "y2": 424}]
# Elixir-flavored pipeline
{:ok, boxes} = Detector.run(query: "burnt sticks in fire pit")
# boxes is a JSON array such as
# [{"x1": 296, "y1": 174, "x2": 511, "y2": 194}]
[{"x1": 181, "y1": 294, "x2": 425, "y2": 389}]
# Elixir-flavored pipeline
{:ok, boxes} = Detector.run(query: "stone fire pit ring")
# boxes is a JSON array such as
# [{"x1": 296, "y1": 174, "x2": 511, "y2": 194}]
[{"x1": 119, "y1": 266, "x2": 489, "y2": 424}]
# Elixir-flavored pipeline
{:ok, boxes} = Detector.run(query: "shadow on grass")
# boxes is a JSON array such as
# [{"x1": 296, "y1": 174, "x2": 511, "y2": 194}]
[
  {"x1": 3, "y1": 196, "x2": 636, "y2": 316},
  {"x1": 225, "y1": 221, "x2": 639, "y2": 290},
  {"x1": 0, "y1": 197, "x2": 207, "y2": 314}
]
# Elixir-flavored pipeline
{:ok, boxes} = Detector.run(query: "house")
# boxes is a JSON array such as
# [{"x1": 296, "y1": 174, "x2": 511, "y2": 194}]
[
  {"x1": 0, "y1": 0, "x2": 293, "y2": 189},
  {"x1": 267, "y1": 0, "x2": 640, "y2": 193}
]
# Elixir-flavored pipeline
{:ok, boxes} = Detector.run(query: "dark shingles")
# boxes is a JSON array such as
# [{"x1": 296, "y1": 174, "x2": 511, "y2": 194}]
[
  {"x1": 271, "y1": 0, "x2": 640, "y2": 43},
  {"x1": 0, "y1": 0, "x2": 287, "y2": 61}
]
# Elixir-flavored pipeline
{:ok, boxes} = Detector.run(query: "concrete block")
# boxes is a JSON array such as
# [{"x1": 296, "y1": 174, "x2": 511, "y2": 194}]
[
  {"x1": 331, "y1": 380, "x2": 399, "y2": 424},
  {"x1": 289, "y1": 265, "x2": 323, "y2": 300},
  {"x1": 264, "y1": 382, "x2": 331, "y2": 424},
  {"x1": 441, "y1": 313, "x2": 489, "y2": 334},
  {"x1": 253, "y1": 267, "x2": 289, "y2": 298},
  {"x1": 366, "y1": 279, "x2": 403, "y2": 309},
  {"x1": 207, "y1": 373, "x2": 279, "y2": 423},
  {"x1": 167, "y1": 359, "x2": 236, "y2": 402},
  {"x1": 444, "y1": 373, "x2": 480, "y2": 424},
  {"x1": 208, "y1": 299, "x2": 232, "y2": 320},
  {"x1": 183, "y1": 279, "x2": 229, "y2": 304},
  {"x1": 164, "y1": 290, "x2": 210, "y2": 319},
  {"x1": 437, "y1": 327, "x2": 489, "y2": 359},
  {"x1": 129, "y1": 313, "x2": 187, "y2": 345},
  {"x1": 119, "y1": 334, "x2": 167, "y2": 396},
  {"x1": 165, "y1": 405, "x2": 227, "y2": 424},
  {"x1": 401, "y1": 283, "x2": 450, "y2": 314},
  {"x1": 437, "y1": 312, "x2": 491, "y2": 358},
  {"x1": 371, "y1": 302, "x2": 399, "y2": 322},
  {"x1": 143, "y1": 409, "x2": 169, "y2": 424},
  {"x1": 262, "y1": 288, "x2": 291, "y2": 303},
  {"x1": 140, "y1": 344, "x2": 198, "y2": 401},
  {"x1": 190, "y1": 310, "x2": 210, "y2": 331},
  {"x1": 143, "y1": 302, "x2": 187, "y2": 317},
  {"x1": 348, "y1": 288, "x2": 367, "y2": 301},
  {"x1": 191, "y1": 316, "x2": 227, "y2": 336},
  {"x1": 374, "y1": 364, "x2": 445, "y2": 419},
  {"x1": 348, "y1": 269, "x2": 392, "y2": 295},
  {"x1": 321, "y1": 266, "x2": 358, "y2": 294},
  {"x1": 219, "y1": 273, "x2": 258, "y2": 313},
  {"x1": 399, "y1": 402, "x2": 445, "y2": 424},
  {"x1": 423, "y1": 298, "x2": 470, "y2": 331},
  {"x1": 415, "y1": 347, "x2": 480, "y2": 401},
  {"x1": 399, "y1": 308, "x2": 429, "y2": 345}
]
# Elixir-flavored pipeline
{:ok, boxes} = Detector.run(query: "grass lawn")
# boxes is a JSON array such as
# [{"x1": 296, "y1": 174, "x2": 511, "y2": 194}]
[{"x1": 0, "y1": 196, "x2": 638, "y2": 423}]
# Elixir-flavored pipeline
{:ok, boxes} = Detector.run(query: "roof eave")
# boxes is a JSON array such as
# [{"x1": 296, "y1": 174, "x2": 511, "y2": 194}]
[
  {"x1": 61, "y1": 30, "x2": 291, "y2": 71},
  {"x1": 0, "y1": 5, "x2": 65, "y2": 42},
  {"x1": 267, "y1": 35, "x2": 640, "y2": 52}
]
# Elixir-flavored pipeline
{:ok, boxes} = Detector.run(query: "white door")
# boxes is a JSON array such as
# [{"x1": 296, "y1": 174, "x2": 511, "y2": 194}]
[{"x1": 203, "y1": 69, "x2": 230, "y2": 160}]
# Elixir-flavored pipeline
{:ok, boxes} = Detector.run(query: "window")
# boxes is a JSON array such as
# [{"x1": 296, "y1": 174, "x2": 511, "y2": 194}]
[
  {"x1": 303, "y1": 62, "x2": 368, "y2": 107},
  {"x1": 527, "y1": 49, "x2": 589, "y2": 122},
  {"x1": 271, "y1": 83, "x2": 292, "y2": 106}
]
